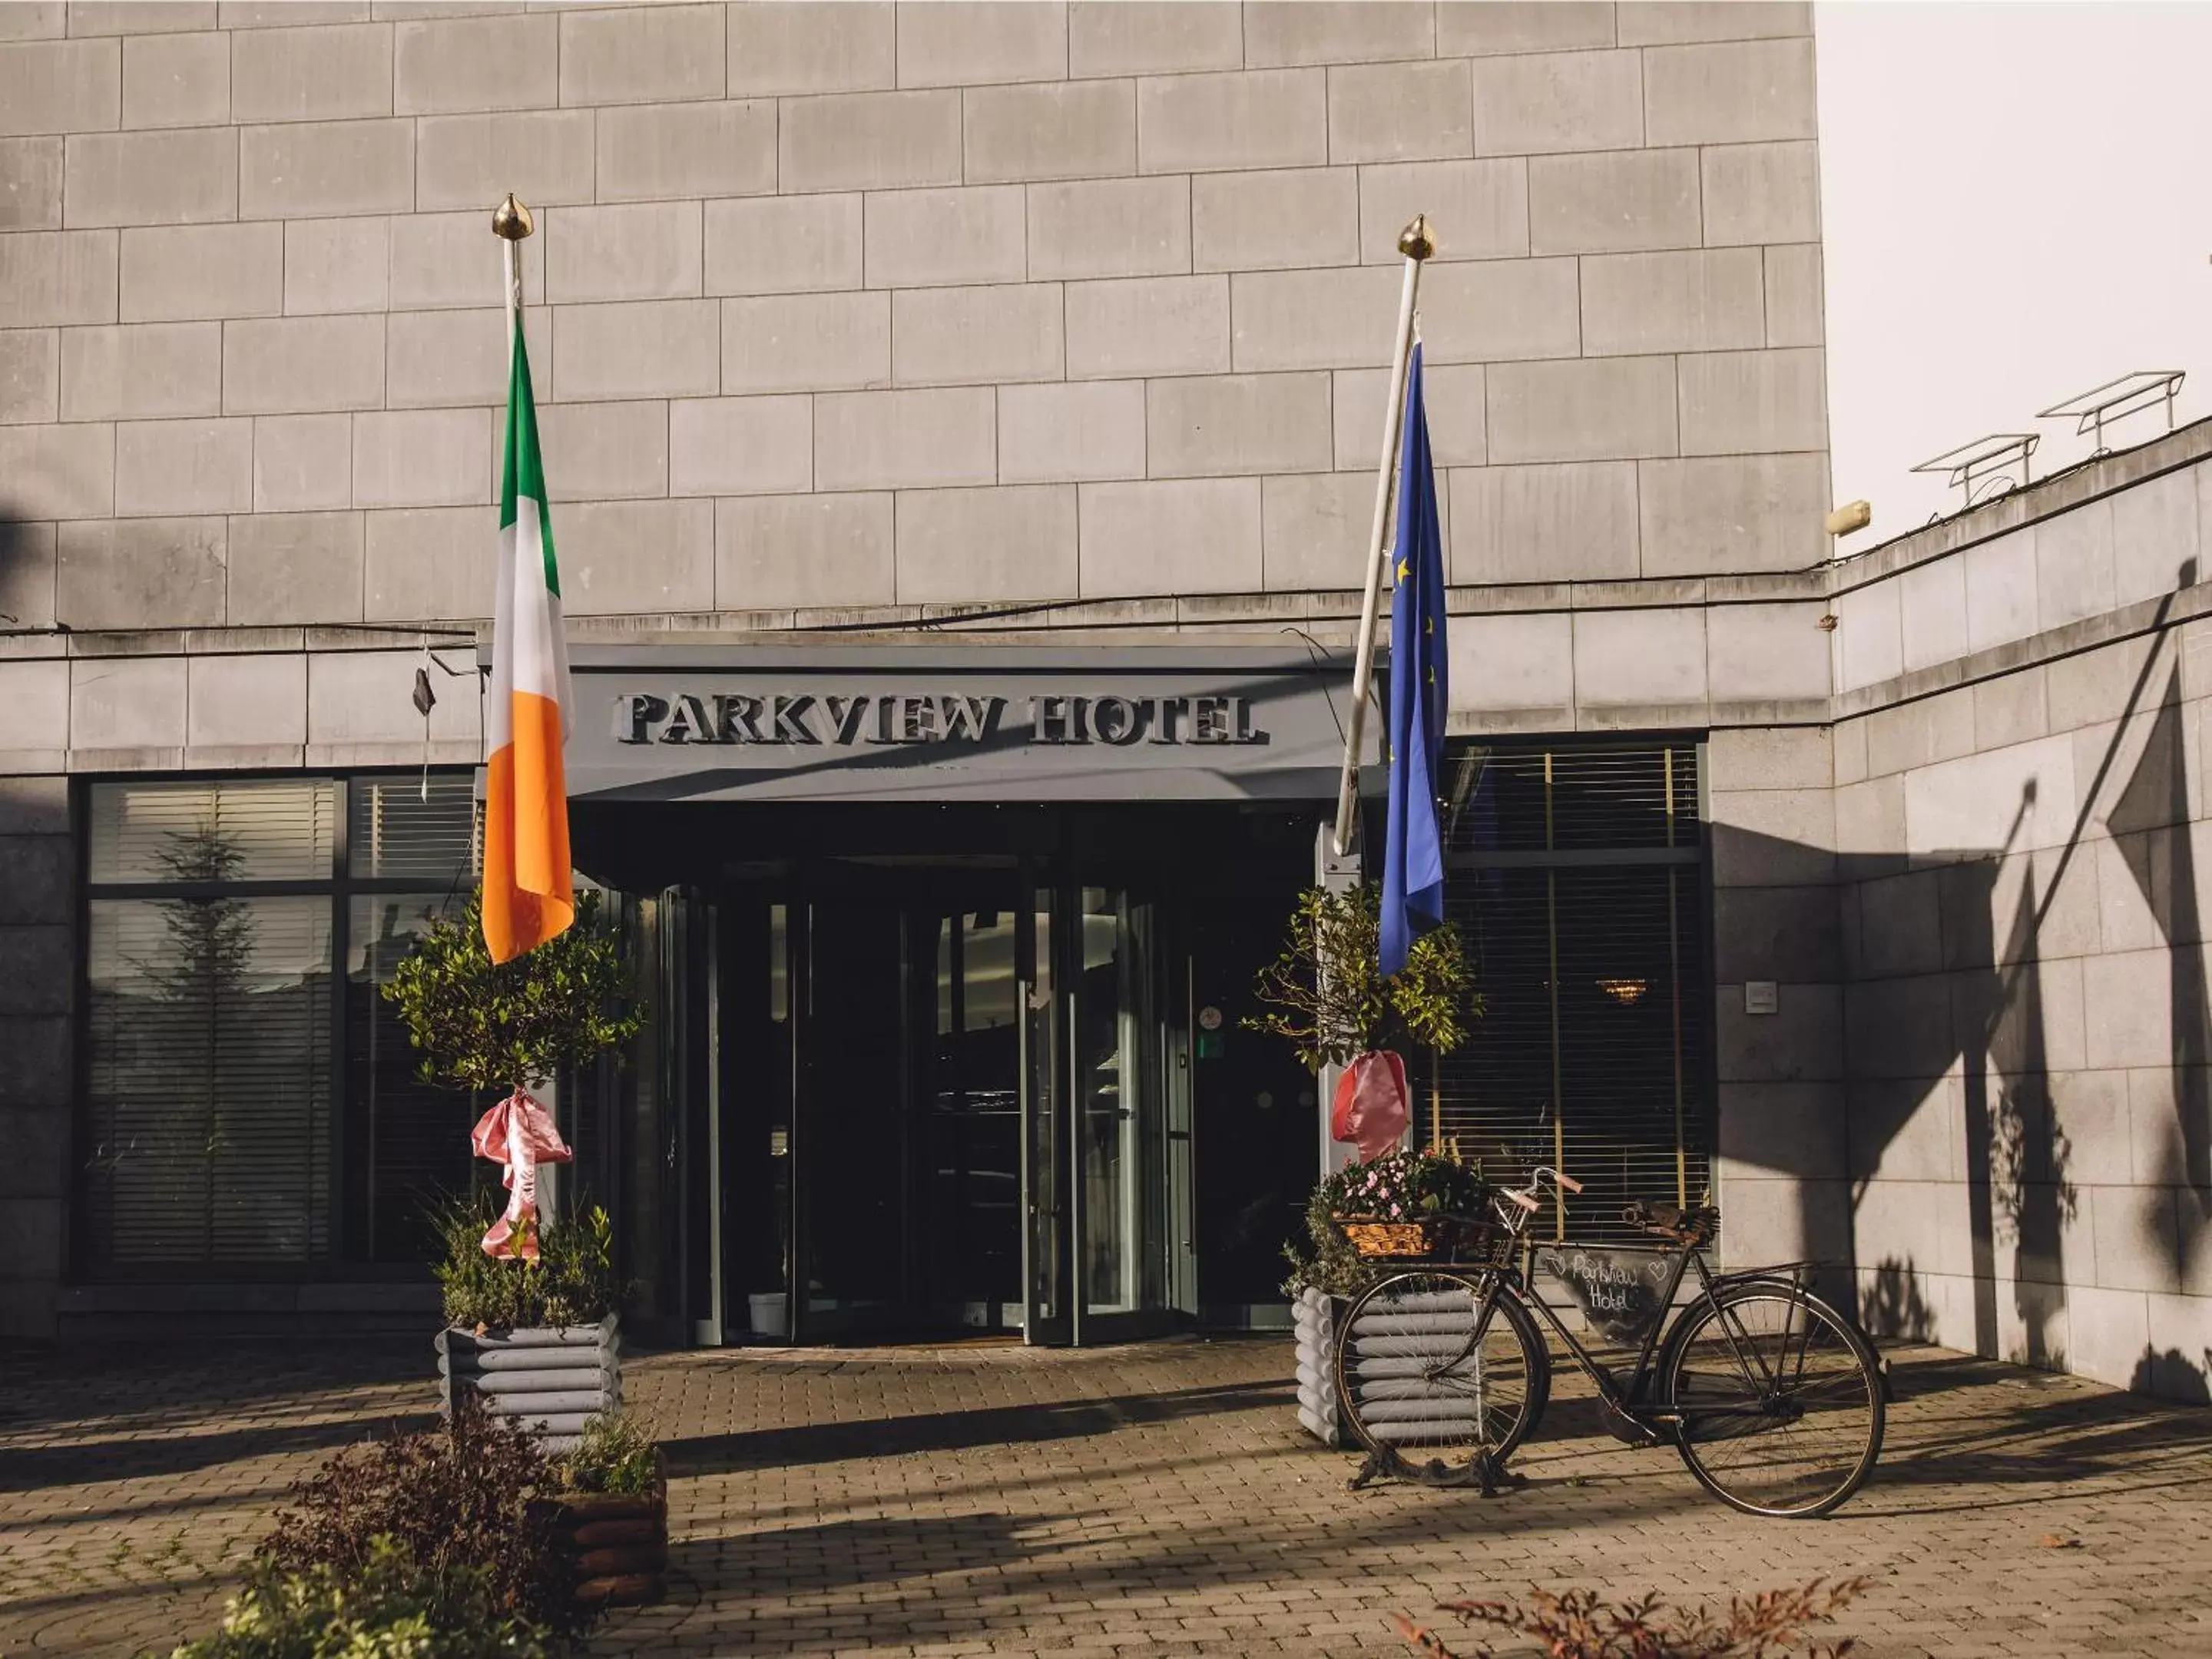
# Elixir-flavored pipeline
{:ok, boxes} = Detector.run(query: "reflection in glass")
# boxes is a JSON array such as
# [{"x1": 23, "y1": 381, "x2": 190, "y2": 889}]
[
  {"x1": 929, "y1": 908, "x2": 1021, "y2": 1321},
  {"x1": 1078, "y1": 889, "x2": 1141, "y2": 1315}
]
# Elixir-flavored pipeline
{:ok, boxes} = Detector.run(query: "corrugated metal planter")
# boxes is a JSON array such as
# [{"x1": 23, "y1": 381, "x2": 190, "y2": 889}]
[
  {"x1": 436, "y1": 1315, "x2": 621, "y2": 1453},
  {"x1": 530, "y1": 1449, "x2": 669, "y2": 1611},
  {"x1": 1293, "y1": 1286, "x2": 1346, "y2": 1447}
]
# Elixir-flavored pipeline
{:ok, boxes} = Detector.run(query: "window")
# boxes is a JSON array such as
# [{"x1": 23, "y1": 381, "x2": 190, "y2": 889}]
[
  {"x1": 80, "y1": 773, "x2": 478, "y2": 1274},
  {"x1": 1429, "y1": 743, "x2": 1711, "y2": 1242}
]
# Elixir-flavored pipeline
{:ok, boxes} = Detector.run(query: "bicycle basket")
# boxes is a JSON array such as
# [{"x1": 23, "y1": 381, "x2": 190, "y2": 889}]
[{"x1": 1334, "y1": 1213, "x2": 1505, "y2": 1261}]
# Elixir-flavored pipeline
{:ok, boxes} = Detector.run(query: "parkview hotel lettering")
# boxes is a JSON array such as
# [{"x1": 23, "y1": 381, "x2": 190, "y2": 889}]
[{"x1": 614, "y1": 690, "x2": 1270, "y2": 749}]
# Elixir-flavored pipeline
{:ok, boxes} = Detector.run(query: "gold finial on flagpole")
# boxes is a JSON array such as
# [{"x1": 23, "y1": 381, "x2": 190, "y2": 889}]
[
  {"x1": 1397, "y1": 214, "x2": 1435, "y2": 261},
  {"x1": 492, "y1": 192, "x2": 535, "y2": 240}
]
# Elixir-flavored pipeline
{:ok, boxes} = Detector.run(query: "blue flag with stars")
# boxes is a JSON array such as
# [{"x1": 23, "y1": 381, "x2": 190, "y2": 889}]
[{"x1": 1380, "y1": 343, "x2": 1448, "y2": 979}]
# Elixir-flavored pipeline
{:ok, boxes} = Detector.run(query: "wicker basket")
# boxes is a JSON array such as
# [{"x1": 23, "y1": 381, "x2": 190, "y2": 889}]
[{"x1": 1336, "y1": 1214, "x2": 1483, "y2": 1259}]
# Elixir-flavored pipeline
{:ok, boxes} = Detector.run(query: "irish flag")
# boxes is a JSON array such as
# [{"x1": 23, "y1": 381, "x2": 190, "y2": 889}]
[{"x1": 482, "y1": 313, "x2": 574, "y2": 963}]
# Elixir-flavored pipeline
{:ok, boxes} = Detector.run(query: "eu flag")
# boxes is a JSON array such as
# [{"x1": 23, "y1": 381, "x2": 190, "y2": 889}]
[{"x1": 1379, "y1": 344, "x2": 1449, "y2": 979}]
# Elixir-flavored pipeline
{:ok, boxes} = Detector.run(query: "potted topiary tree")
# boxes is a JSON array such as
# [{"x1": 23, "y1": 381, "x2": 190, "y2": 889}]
[{"x1": 383, "y1": 889, "x2": 644, "y2": 1449}]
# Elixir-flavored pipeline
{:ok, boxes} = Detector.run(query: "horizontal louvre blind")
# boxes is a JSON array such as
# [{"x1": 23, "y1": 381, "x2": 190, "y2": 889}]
[
  {"x1": 349, "y1": 774, "x2": 479, "y2": 883},
  {"x1": 1432, "y1": 743, "x2": 1711, "y2": 1243},
  {"x1": 89, "y1": 780, "x2": 335, "y2": 883}
]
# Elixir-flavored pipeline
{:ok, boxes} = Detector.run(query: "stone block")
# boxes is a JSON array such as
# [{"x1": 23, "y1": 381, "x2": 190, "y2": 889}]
[
  {"x1": 230, "y1": 20, "x2": 389, "y2": 122},
  {"x1": 0, "y1": 422, "x2": 111, "y2": 518},
  {"x1": 2036, "y1": 498, "x2": 2118, "y2": 631},
  {"x1": 223, "y1": 313, "x2": 384, "y2": 414},
  {"x1": 1244, "y1": 2, "x2": 1431, "y2": 66},
  {"x1": 1136, "y1": 68, "x2": 1326, "y2": 174},
  {"x1": 1902, "y1": 733, "x2": 2079, "y2": 861},
  {"x1": 1856, "y1": 869, "x2": 1946, "y2": 979},
  {"x1": 1471, "y1": 49, "x2": 1641, "y2": 157},
  {"x1": 550, "y1": 498, "x2": 714, "y2": 617},
  {"x1": 668, "y1": 396, "x2": 808, "y2": 498},
  {"x1": 0, "y1": 520, "x2": 58, "y2": 629},
  {"x1": 727, "y1": 2, "x2": 892, "y2": 96},
  {"x1": 0, "y1": 37, "x2": 118, "y2": 135},
  {"x1": 1618, "y1": 3, "x2": 1810, "y2": 45},
  {"x1": 2091, "y1": 1188, "x2": 2181, "y2": 1296},
  {"x1": 1448, "y1": 460, "x2": 1636, "y2": 583},
  {"x1": 1445, "y1": 610, "x2": 1571, "y2": 714},
  {"x1": 1644, "y1": 38, "x2": 1817, "y2": 146},
  {"x1": 1191, "y1": 167, "x2": 1357, "y2": 273},
  {"x1": 1436, "y1": 2, "x2": 1614, "y2": 56},
  {"x1": 1677, "y1": 346, "x2": 1826, "y2": 455},
  {"x1": 1844, "y1": 1072, "x2": 1957, "y2": 1179},
  {"x1": 0, "y1": 1008, "x2": 67, "y2": 1101},
  {"x1": 1833, "y1": 717, "x2": 1868, "y2": 786},
  {"x1": 1707, "y1": 725, "x2": 1832, "y2": 792},
  {"x1": 1700, "y1": 139, "x2": 1820, "y2": 247},
  {"x1": 0, "y1": 932, "x2": 71, "y2": 1020},
  {"x1": 1896, "y1": 556, "x2": 1965, "y2": 674},
  {"x1": 2081, "y1": 948, "x2": 2177, "y2": 1071},
  {"x1": 1357, "y1": 157, "x2": 1528, "y2": 263},
  {"x1": 1708, "y1": 783, "x2": 1833, "y2": 881},
  {"x1": 1763, "y1": 243, "x2": 1823, "y2": 348},
  {"x1": 1581, "y1": 247, "x2": 1764, "y2": 356},
  {"x1": 242, "y1": 117, "x2": 413, "y2": 217},
  {"x1": 1573, "y1": 606, "x2": 1706, "y2": 706},
  {"x1": 65, "y1": 125, "x2": 236, "y2": 225},
  {"x1": 385, "y1": 305, "x2": 549, "y2": 409},
  {"x1": 1227, "y1": 265, "x2": 1399, "y2": 372},
  {"x1": 897, "y1": 1, "x2": 1064, "y2": 88},
  {"x1": 413, "y1": 109, "x2": 590, "y2": 212},
  {"x1": 1527, "y1": 146, "x2": 1699, "y2": 256},
  {"x1": 2143, "y1": 1292, "x2": 2212, "y2": 1396},
  {"x1": 0, "y1": 229, "x2": 114, "y2": 328},
  {"x1": 863, "y1": 184, "x2": 1025, "y2": 288},
  {"x1": 58, "y1": 517, "x2": 227, "y2": 632},
  {"x1": 60, "y1": 322, "x2": 221, "y2": 420},
  {"x1": 306, "y1": 646, "x2": 478, "y2": 744},
  {"x1": 184, "y1": 649, "x2": 306, "y2": 746},
  {"x1": 1068, "y1": 2, "x2": 1238, "y2": 78},
  {"x1": 1334, "y1": 362, "x2": 1483, "y2": 470},
  {"x1": 0, "y1": 838, "x2": 68, "y2": 925},
  {"x1": 351, "y1": 407, "x2": 490, "y2": 508},
  {"x1": 78, "y1": 0, "x2": 217, "y2": 28},
  {"x1": 389, "y1": 212, "x2": 541, "y2": 310},
  {"x1": 2048, "y1": 1069, "x2": 2136, "y2": 1188},
  {"x1": 283, "y1": 217, "x2": 389, "y2": 317},
  {"x1": 545, "y1": 203, "x2": 702, "y2": 303},
  {"x1": 0, "y1": 329, "x2": 59, "y2": 424},
  {"x1": 121, "y1": 30, "x2": 229, "y2": 128},
  {"x1": 1717, "y1": 1080, "x2": 1845, "y2": 1181},
  {"x1": 1027, "y1": 174, "x2": 1189, "y2": 280},
  {"x1": 716, "y1": 490, "x2": 892, "y2": 610},
  {"x1": 1714, "y1": 883, "x2": 1839, "y2": 983},
  {"x1": 1714, "y1": 978, "x2": 1840, "y2": 1082},
  {"x1": 71, "y1": 651, "x2": 185, "y2": 748},
  {"x1": 1078, "y1": 476, "x2": 1259, "y2": 598},
  {"x1": 813, "y1": 386, "x2": 994, "y2": 492},
  {"x1": 1257, "y1": 470, "x2": 1366, "y2": 591},
  {"x1": 558, "y1": 2, "x2": 721, "y2": 105},
  {"x1": 594, "y1": 100, "x2": 776, "y2": 204},
  {"x1": 1067, "y1": 274, "x2": 1227, "y2": 379},
  {"x1": 779, "y1": 88, "x2": 961, "y2": 194},
  {"x1": 1864, "y1": 690, "x2": 1975, "y2": 778},
  {"x1": 1419, "y1": 257, "x2": 1582, "y2": 363},
  {"x1": 706, "y1": 194, "x2": 859, "y2": 296},
  {"x1": 2045, "y1": 628, "x2": 2156, "y2": 730},
  {"x1": 1637, "y1": 452, "x2": 1827, "y2": 575},
  {"x1": 1962, "y1": 526, "x2": 2038, "y2": 656},
  {"x1": 552, "y1": 299, "x2": 718, "y2": 402},
  {"x1": 392, "y1": 10, "x2": 553, "y2": 114},
  {"x1": 2111, "y1": 464, "x2": 2198, "y2": 609},
  {"x1": 0, "y1": 661, "x2": 67, "y2": 758},
  {"x1": 224, "y1": 508, "x2": 362, "y2": 624},
  {"x1": 964, "y1": 78, "x2": 1133, "y2": 184},
  {"x1": 1145, "y1": 372, "x2": 1331, "y2": 479},
  {"x1": 720, "y1": 290, "x2": 886, "y2": 395},
  {"x1": 363, "y1": 504, "x2": 488, "y2": 620},
  {"x1": 896, "y1": 482, "x2": 1076, "y2": 605},
  {"x1": 997, "y1": 379, "x2": 1144, "y2": 485},
  {"x1": 120, "y1": 222, "x2": 278, "y2": 320},
  {"x1": 1328, "y1": 58, "x2": 1471, "y2": 165},
  {"x1": 0, "y1": 1, "x2": 60, "y2": 34},
  {"x1": 1972, "y1": 667, "x2": 2048, "y2": 750},
  {"x1": 114, "y1": 416, "x2": 253, "y2": 516},
  {"x1": 1486, "y1": 356, "x2": 1677, "y2": 463},
  {"x1": 1830, "y1": 575, "x2": 1899, "y2": 694},
  {"x1": 1707, "y1": 601, "x2": 1830, "y2": 704},
  {"x1": 0, "y1": 136, "x2": 62, "y2": 230},
  {"x1": 534, "y1": 399, "x2": 667, "y2": 504}
]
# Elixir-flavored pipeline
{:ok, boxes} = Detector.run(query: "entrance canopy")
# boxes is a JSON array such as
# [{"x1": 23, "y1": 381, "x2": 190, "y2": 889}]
[{"x1": 549, "y1": 639, "x2": 1369, "y2": 806}]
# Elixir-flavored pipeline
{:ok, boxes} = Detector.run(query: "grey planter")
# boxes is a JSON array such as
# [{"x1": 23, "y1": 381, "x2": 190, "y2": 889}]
[
  {"x1": 1293, "y1": 1286, "x2": 1346, "y2": 1447},
  {"x1": 437, "y1": 1314, "x2": 621, "y2": 1453}
]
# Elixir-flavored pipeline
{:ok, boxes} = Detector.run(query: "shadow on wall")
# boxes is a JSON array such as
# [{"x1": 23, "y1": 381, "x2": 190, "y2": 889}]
[
  {"x1": 1863, "y1": 1257, "x2": 1936, "y2": 1344},
  {"x1": 0, "y1": 514, "x2": 49, "y2": 628}
]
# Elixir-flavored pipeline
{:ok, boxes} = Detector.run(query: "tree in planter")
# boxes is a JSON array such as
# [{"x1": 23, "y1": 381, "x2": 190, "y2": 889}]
[{"x1": 1244, "y1": 881, "x2": 1471, "y2": 1072}]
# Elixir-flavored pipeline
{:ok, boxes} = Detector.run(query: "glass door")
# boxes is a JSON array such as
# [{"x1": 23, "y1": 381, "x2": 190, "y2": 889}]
[{"x1": 1020, "y1": 867, "x2": 1070, "y2": 1345}]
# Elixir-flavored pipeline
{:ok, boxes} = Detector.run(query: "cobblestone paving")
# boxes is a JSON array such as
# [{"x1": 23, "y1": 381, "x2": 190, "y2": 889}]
[{"x1": 3, "y1": 1335, "x2": 2210, "y2": 1656}]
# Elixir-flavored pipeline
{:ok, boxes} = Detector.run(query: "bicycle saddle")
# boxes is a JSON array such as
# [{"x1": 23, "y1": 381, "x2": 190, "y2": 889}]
[{"x1": 1622, "y1": 1202, "x2": 1718, "y2": 1243}]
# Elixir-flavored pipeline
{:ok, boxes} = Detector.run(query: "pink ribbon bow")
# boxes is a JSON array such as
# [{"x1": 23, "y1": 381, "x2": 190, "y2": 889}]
[{"x1": 469, "y1": 1088, "x2": 574, "y2": 1261}]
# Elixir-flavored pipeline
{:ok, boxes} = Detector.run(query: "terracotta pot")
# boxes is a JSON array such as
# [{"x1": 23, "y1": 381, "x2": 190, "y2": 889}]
[{"x1": 531, "y1": 1448, "x2": 669, "y2": 1610}]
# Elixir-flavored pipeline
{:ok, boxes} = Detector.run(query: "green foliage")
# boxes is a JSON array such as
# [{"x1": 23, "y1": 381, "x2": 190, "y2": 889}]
[
  {"x1": 434, "y1": 1197, "x2": 621, "y2": 1332},
  {"x1": 1243, "y1": 883, "x2": 1475, "y2": 1072},
  {"x1": 1283, "y1": 1150, "x2": 1491, "y2": 1299},
  {"x1": 171, "y1": 1539, "x2": 552, "y2": 1659},
  {"x1": 382, "y1": 889, "x2": 642, "y2": 1094},
  {"x1": 560, "y1": 1409, "x2": 658, "y2": 1498}
]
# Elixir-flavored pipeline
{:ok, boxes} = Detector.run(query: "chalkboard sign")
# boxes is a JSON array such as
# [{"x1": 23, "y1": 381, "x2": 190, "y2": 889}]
[{"x1": 1535, "y1": 1245, "x2": 1674, "y2": 1347}]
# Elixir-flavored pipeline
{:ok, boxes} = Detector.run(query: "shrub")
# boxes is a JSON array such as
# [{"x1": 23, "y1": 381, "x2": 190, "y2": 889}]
[
  {"x1": 561, "y1": 1409, "x2": 658, "y2": 1498},
  {"x1": 172, "y1": 1538, "x2": 551, "y2": 1659},
  {"x1": 1244, "y1": 882, "x2": 1475, "y2": 1072},
  {"x1": 1393, "y1": 1578, "x2": 1869, "y2": 1659},
  {"x1": 435, "y1": 1197, "x2": 621, "y2": 1332},
  {"x1": 1284, "y1": 1149, "x2": 1491, "y2": 1298},
  {"x1": 260, "y1": 1398, "x2": 584, "y2": 1641}
]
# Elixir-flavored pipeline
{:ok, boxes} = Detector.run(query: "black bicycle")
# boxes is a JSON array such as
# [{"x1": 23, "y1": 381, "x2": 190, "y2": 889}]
[{"x1": 1332, "y1": 1166, "x2": 1885, "y2": 1518}]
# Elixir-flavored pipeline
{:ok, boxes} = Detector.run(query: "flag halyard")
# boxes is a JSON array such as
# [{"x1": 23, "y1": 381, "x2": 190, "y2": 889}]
[
  {"x1": 1379, "y1": 343, "x2": 1449, "y2": 979},
  {"x1": 483, "y1": 311, "x2": 574, "y2": 964}
]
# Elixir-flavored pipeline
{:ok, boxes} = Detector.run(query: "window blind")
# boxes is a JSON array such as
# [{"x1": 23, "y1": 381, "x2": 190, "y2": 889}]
[{"x1": 88, "y1": 779, "x2": 336, "y2": 884}]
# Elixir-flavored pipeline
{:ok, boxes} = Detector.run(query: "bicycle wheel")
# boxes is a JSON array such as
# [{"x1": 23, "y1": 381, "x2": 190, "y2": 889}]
[
  {"x1": 1335, "y1": 1270, "x2": 1548, "y2": 1487},
  {"x1": 1661, "y1": 1283, "x2": 1884, "y2": 1518}
]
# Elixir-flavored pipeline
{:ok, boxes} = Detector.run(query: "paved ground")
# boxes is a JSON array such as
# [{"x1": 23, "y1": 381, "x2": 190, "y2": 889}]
[{"x1": 2, "y1": 1333, "x2": 2209, "y2": 1657}]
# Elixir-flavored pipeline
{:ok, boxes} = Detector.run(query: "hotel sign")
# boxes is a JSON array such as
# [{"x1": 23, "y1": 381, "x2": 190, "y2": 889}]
[{"x1": 613, "y1": 690, "x2": 1267, "y2": 748}]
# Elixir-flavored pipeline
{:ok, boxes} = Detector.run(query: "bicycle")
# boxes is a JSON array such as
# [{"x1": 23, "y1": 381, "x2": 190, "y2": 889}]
[{"x1": 1331, "y1": 1165, "x2": 1886, "y2": 1518}]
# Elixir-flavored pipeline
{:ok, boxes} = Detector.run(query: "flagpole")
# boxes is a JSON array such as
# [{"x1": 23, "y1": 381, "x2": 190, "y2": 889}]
[
  {"x1": 492, "y1": 191, "x2": 532, "y2": 373},
  {"x1": 1330, "y1": 214, "x2": 1435, "y2": 861}
]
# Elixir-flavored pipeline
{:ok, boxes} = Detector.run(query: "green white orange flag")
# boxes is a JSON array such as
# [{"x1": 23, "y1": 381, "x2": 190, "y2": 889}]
[{"x1": 482, "y1": 312, "x2": 574, "y2": 963}]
